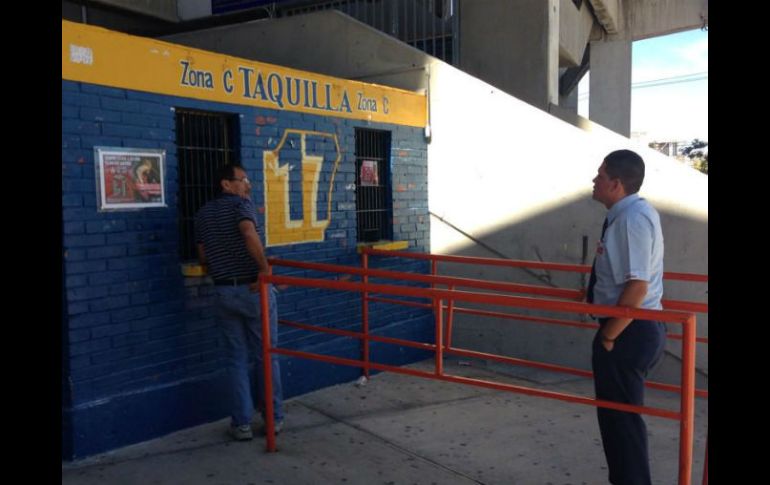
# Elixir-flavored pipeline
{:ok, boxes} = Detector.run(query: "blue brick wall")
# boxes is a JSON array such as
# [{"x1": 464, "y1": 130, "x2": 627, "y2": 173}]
[{"x1": 61, "y1": 79, "x2": 431, "y2": 459}]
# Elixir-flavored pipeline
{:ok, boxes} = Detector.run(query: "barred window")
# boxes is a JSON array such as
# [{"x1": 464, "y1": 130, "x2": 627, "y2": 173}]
[
  {"x1": 176, "y1": 109, "x2": 240, "y2": 261},
  {"x1": 355, "y1": 128, "x2": 392, "y2": 242}
]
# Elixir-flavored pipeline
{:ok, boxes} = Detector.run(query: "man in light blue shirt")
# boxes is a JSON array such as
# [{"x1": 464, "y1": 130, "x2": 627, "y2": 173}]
[{"x1": 587, "y1": 149, "x2": 666, "y2": 485}]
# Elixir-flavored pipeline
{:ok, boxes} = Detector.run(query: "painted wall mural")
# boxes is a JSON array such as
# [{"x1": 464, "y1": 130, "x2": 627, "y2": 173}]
[{"x1": 263, "y1": 129, "x2": 341, "y2": 246}]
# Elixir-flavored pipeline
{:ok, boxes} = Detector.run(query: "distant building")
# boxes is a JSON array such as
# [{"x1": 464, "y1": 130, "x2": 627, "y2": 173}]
[{"x1": 648, "y1": 140, "x2": 688, "y2": 158}]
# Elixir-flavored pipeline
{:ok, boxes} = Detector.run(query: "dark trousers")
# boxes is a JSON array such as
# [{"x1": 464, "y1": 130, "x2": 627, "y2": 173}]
[{"x1": 592, "y1": 319, "x2": 666, "y2": 485}]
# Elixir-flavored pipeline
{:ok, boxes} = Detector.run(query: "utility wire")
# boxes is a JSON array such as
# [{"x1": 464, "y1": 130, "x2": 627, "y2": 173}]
[{"x1": 577, "y1": 71, "x2": 707, "y2": 99}]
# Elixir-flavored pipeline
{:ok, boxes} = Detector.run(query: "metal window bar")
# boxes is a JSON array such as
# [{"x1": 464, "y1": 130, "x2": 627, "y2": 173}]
[
  {"x1": 280, "y1": 0, "x2": 457, "y2": 65},
  {"x1": 355, "y1": 128, "x2": 391, "y2": 243},
  {"x1": 176, "y1": 109, "x2": 240, "y2": 261}
]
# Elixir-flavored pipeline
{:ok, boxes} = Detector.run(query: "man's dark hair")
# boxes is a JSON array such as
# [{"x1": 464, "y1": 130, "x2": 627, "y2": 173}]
[
  {"x1": 604, "y1": 150, "x2": 645, "y2": 194},
  {"x1": 215, "y1": 164, "x2": 243, "y2": 193}
]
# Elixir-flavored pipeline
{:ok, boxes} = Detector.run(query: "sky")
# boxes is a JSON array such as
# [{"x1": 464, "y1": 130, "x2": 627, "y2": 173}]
[{"x1": 578, "y1": 28, "x2": 708, "y2": 143}]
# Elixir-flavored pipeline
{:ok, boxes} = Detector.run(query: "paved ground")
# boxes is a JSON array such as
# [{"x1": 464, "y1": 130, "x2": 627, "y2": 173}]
[{"x1": 62, "y1": 359, "x2": 708, "y2": 485}]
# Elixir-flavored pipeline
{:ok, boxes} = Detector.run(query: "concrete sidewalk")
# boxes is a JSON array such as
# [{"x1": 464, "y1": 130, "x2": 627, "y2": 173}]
[{"x1": 61, "y1": 359, "x2": 708, "y2": 485}]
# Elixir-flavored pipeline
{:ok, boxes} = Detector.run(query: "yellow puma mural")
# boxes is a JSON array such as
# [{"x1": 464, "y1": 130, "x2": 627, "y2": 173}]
[{"x1": 263, "y1": 129, "x2": 341, "y2": 246}]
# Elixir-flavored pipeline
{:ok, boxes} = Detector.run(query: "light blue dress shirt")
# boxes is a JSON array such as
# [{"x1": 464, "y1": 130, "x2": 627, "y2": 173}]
[{"x1": 593, "y1": 193, "x2": 664, "y2": 310}]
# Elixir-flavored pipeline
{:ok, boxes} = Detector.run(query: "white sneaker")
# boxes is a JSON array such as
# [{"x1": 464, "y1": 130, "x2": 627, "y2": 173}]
[
  {"x1": 257, "y1": 420, "x2": 284, "y2": 436},
  {"x1": 229, "y1": 424, "x2": 253, "y2": 441}
]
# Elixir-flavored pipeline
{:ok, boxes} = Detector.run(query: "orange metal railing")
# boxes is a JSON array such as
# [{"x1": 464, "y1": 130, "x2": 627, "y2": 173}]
[
  {"x1": 272, "y1": 254, "x2": 709, "y2": 398},
  {"x1": 364, "y1": 248, "x2": 709, "y2": 485},
  {"x1": 364, "y1": 248, "x2": 708, "y2": 484},
  {"x1": 257, "y1": 252, "x2": 706, "y2": 485}
]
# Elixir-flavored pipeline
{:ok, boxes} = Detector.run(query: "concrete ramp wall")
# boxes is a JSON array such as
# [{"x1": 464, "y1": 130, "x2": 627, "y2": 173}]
[{"x1": 427, "y1": 60, "x2": 707, "y2": 386}]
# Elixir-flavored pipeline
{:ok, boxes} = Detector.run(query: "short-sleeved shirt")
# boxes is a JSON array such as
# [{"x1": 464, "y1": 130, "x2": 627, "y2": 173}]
[
  {"x1": 194, "y1": 193, "x2": 261, "y2": 281},
  {"x1": 592, "y1": 193, "x2": 664, "y2": 310}
]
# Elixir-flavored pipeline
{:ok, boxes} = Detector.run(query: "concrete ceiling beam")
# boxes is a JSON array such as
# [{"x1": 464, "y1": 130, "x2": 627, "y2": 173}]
[
  {"x1": 588, "y1": 0, "x2": 621, "y2": 35},
  {"x1": 558, "y1": 0, "x2": 597, "y2": 68},
  {"x1": 625, "y1": 0, "x2": 708, "y2": 41}
]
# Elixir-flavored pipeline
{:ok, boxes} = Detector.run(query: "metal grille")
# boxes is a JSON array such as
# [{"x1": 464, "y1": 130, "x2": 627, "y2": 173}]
[
  {"x1": 176, "y1": 109, "x2": 240, "y2": 261},
  {"x1": 355, "y1": 128, "x2": 391, "y2": 243},
  {"x1": 282, "y1": 0, "x2": 457, "y2": 64}
]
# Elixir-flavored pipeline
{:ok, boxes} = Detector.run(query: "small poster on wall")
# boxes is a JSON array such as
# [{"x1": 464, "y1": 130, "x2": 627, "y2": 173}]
[
  {"x1": 94, "y1": 147, "x2": 166, "y2": 210},
  {"x1": 360, "y1": 160, "x2": 379, "y2": 186}
]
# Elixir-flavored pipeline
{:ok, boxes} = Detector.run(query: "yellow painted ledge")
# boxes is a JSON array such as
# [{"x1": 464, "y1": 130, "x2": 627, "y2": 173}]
[
  {"x1": 181, "y1": 263, "x2": 207, "y2": 277},
  {"x1": 356, "y1": 240, "x2": 409, "y2": 254}
]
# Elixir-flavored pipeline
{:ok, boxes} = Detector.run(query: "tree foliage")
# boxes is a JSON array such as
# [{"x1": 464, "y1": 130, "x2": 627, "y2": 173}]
[
  {"x1": 682, "y1": 139, "x2": 708, "y2": 175},
  {"x1": 683, "y1": 138, "x2": 707, "y2": 157}
]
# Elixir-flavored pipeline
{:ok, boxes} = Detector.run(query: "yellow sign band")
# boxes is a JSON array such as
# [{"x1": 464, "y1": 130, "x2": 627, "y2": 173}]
[{"x1": 62, "y1": 20, "x2": 427, "y2": 128}]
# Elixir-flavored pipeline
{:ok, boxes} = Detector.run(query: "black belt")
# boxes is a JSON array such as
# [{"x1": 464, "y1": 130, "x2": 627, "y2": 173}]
[{"x1": 213, "y1": 276, "x2": 257, "y2": 286}]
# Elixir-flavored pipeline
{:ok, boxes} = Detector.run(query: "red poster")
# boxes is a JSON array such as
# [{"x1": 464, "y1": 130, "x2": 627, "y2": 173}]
[
  {"x1": 96, "y1": 148, "x2": 165, "y2": 210},
  {"x1": 360, "y1": 160, "x2": 379, "y2": 186}
]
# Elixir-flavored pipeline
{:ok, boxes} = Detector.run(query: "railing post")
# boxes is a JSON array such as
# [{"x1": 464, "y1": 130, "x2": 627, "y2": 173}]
[
  {"x1": 702, "y1": 433, "x2": 708, "y2": 485},
  {"x1": 361, "y1": 251, "x2": 370, "y2": 378},
  {"x1": 431, "y1": 259, "x2": 438, "y2": 287},
  {"x1": 434, "y1": 297, "x2": 443, "y2": 376},
  {"x1": 679, "y1": 314, "x2": 696, "y2": 484},
  {"x1": 260, "y1": 276, "x2": 276, "y2": 452},
  {"x1": 445, "y1": 284, "x2": 455, "y2": 349}
]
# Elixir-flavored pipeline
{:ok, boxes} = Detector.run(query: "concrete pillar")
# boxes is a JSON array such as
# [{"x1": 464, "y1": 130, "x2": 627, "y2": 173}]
[
  {"x1": 177, "y1": 0, "x2": 212, "y2": 21},
  {"x1": 459, "y1": 0, "x2": 559, "y2": 111},
  {"x1": 549, "y1": 71, "x2": 580, "y2": 126},
  {"x1": 588, "y1": 39, "x2": 632, "y2": 137},
  {"x1": 559, "y1": 73, "x2": 579, "y2": 112}
]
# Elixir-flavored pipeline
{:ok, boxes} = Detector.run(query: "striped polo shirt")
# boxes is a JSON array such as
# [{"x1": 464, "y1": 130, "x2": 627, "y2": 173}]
[{"x1": 194, "y1": 193, "x2": 262, "y2": 281}]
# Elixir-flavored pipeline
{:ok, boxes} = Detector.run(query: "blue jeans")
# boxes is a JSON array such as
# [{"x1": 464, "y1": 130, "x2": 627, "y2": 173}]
[{"x1": 214, "y1": 284, "x2": 284, "y2": 426}]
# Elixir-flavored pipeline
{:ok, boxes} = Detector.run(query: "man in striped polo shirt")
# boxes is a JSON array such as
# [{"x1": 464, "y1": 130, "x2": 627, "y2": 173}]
[{"x1": 195, "y1": 164, "x2": 284, "y2": 441}]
